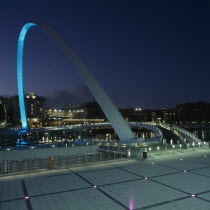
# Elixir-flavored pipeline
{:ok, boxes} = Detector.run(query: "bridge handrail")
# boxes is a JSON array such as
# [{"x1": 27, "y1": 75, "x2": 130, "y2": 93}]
[
  {"x1": 159, "y1": 123, "x2": 201, "y2": 143},
  {"x1": 171, "y1": 124, "x2": 201, "y2": 143}
]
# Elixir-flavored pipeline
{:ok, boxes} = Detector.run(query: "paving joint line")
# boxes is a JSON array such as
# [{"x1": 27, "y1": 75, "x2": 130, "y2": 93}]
[
  {"x1": 196, "y1": 190, "x2": 210, "y2": 195},
  {"x1": 69, "y1": 169, "x2": 128, "y2": 209},
  {"x1": 28, "y1": 186, "x2": 92, "y2": 198},
  {"x1": 116, "y1": 167, "x2": 144, "y2": 178},
  {"x1": 196, "y1": 196, "x2": 210, "y2": 203},
  {"x1": 0, "y1": 197, "x2": 25, "y2": 203},
  {"x1": 188, "y1": 171, "x2": 210, "y2": 178},
  {"x1": 156, "y1": 162, "x2": 210, "y2": 172},
  {"x1": 21, "y1": 180, "x2": 33, "y2": 210},
  {"x1": 135, "y1": 196, "x2": 190, "y2": 209},
  {"x1": 98, "y1": 178, "x2": 143, "y2": 187},
  {"x1": 117, "y1": 166, "x2": 182, "y2": 179},
  {"x1": 149, "y1": 178, "x2": 191, "y2": 195}
]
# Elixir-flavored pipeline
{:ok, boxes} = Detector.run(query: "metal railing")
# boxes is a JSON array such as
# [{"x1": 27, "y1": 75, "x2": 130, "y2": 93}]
[{"x1": 0, "y1": 152, "x2": 126, "y2": 175}]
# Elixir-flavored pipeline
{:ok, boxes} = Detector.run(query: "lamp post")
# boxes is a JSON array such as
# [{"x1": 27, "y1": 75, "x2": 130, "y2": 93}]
[
  {"x1": 198, "y1": 142, "x2": 200, "y2": 148},
  {"x1": 179, "y1": 144, "x2": 182, "y2": 151},
  {"x1": 149, "y1": 147, "x2": 152, "y2": 156},
  {"x1": 204, "y1": 142, "x2": 206, "y2": 148},
  {"x1": 157, "y1": 147, "x2": 160, "y2": 153},
  {"x1": 172, "y1": 145, "x2": 175, "y2": 154},
  {"x1": 192, "y1": 142, "x2": 195, "y2": 151}
]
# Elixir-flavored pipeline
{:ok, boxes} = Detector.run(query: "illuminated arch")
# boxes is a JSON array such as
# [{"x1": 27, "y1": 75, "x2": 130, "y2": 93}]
[{"x1": 17, "y1": 22, "x2": 136, "y2": 141}]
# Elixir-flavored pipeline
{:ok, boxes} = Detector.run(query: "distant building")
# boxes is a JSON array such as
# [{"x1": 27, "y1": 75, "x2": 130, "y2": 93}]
[
  {"x1": 119, "y1": 108, "x2": 152, "y2": 122},
  {"x1": 45, "y1": 108, "x2": 72, "y2": 120},
  {"x1": 0, "y1": 97, "x2": 8, "y2": 125},
  {"x1": 8, "y1": 93, "x2": 46, "y2": 128},
  {"x1": 71, "y1": 102, "x2": 106, "y2": 120},
  {"x1": 151, "y1": 109, "x2": 166, "y2": 123},
  {"x1": 176, "y1": 102, "x2": 210, "y2": 124},
  {"x1": 164, "y1": 109, "x2": 177, "y2": 123}
]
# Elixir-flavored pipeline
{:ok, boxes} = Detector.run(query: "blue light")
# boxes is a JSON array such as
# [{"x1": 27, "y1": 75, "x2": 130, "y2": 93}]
[{"x1": 17, "y1": 23, "x2": 36, "y2": 130}]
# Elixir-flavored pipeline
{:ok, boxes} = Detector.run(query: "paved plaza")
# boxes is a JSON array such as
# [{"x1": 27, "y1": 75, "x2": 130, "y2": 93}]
[{"x1": 0, "y1": 148, "x2": 210, "y2": 209}]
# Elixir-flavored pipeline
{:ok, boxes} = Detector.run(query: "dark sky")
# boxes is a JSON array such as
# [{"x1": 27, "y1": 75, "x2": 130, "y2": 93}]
[{"x1": 0, "y1": 0, "x2": 210, "y2": 109}]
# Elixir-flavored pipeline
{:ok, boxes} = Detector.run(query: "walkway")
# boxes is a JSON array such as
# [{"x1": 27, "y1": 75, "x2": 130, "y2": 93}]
[{"x1": 0, "y1": 148, "x2": 210, "y2": 209}]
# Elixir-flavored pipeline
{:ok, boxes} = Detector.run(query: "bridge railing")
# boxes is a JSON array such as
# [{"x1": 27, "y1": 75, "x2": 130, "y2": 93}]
[
  {"x1": 169, "y1": 124, "x2": 201, "y2": 143},
  {"x1": 0, "y1": 151, "x2": 126, "y2": 175}
]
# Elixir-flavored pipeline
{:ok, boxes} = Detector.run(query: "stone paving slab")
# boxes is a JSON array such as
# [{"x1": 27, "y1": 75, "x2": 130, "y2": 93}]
[
  {"x1": 0, "y1": 181, "x2": 24, "y2": 201},
  {"x1": 121, "y1": 163, "x2": 180, "y2": 177},
  {"x1": 151, "y1": 172, "x2": 210, "y2": 194},
  {"x1": 0, "y1": 199, "x2": 27, "y2": 210},
  {"x1": 30, "y1": 188, "x2": 125, "y2": 210},
  {"x1": 190, "y1": 167, "x2": 210, "y2": 177},
  {"x1": 146, "y1": 197, "x2": 210, "y2": 210},
  {"x1": 188, "y1": 156, "x2": 210, "y2": 165},
  {"x1": 157, "y1": 159, "x2": 208, "y2": 170},
  {"x1": 78, "y1": 168, "x2": 140, "y2": 186},
  {"x1": 25, "y1": 173, "x2": 90, "y2": 196},
  {"x1": 100, "y1": 179, "x2": 186, "y2": 209}
]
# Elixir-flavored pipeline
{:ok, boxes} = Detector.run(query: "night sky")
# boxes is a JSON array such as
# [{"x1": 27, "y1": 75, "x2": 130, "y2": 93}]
[{"x1": 0, "y1": 0, "x2": 210, "y2": 109}]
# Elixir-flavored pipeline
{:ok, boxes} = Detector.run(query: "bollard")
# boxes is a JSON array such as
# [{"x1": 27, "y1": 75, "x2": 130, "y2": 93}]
[
  {"x1": 84, "y1": 153, "x2": 86, "y2": 164},
  {"x1": 29, "y1": 159, "x2": 32, "y2": 171},
  {"x1": 3, "y1": 161, "x2": 8, "y2": 174},
  {"x1": 127, "y1": 149, "x2": 131, "y2": 158}
]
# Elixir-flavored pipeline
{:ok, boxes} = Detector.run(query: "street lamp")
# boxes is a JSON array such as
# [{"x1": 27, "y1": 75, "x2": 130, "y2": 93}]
[
  {"x1": 157, "y1": 147, "x2": 160, "y2": 153},
  {"x1": 179, "y1": 144, "x2": 182, "y2": 150},
  {"x1": 198, "y1": 142, "x2": 201, "y2": 148},
  {"x1": 172, "y1": 145, "x2": 175, "y2": 154},
  {"x1": 149, "y1": 147, "x2": 152, "y2": 156},
  {"x1": 192, "y1": 142, "x2": 195, "y2": 151}
]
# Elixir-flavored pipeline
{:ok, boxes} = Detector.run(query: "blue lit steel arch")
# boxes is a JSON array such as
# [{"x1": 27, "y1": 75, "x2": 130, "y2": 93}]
[
  {"x1": 17, "y1": 23, "x2": 36, "y2": 130},
  {"x1": 17, "y1": 22, "x2": 136, "y2": 141}
]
